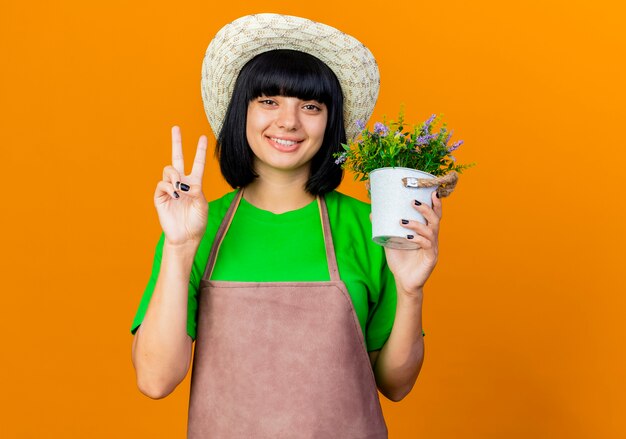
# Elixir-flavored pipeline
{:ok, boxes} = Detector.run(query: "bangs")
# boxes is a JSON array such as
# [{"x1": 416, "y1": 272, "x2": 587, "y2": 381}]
[{"x1": 240, "y1": 50, "x2": 341, "y2": 104}]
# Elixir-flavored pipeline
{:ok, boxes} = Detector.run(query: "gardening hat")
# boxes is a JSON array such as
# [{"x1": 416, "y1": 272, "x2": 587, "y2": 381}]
[{"x1": 201, "y1": 13, "x2": 380, "y2": 140}]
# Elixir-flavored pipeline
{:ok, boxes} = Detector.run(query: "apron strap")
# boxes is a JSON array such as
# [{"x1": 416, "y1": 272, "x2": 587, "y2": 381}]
[
  {"x1": 318, "y1": 195, "x2": 340, "y2": 282},
  {"x1": 201, "y1": 190, "x2": 244, "y2": 282},
  {"x1": 201, "y1": 190, "x2": 340, "y2": 282}
]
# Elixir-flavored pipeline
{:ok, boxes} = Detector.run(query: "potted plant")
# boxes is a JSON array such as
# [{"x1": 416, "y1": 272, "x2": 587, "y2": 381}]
[{"x1": 334, "y1": 107, "x2": 476, "y2": 249}]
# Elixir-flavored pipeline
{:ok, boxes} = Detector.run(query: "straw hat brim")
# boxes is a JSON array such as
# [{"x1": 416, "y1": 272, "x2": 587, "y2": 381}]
[{"x1": 201, "y1": 13, "x2": 380, "y2": 140}]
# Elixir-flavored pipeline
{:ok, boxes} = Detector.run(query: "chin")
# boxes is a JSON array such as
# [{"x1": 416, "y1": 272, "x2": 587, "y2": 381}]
[{"x1": 254, "y1": 155, "x2": 313, "y2": 175}]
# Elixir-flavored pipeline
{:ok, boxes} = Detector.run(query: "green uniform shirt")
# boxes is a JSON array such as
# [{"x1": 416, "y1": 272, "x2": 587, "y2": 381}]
[{"x1": 131, "y1": 190, "x2": 423, "y2": 351}]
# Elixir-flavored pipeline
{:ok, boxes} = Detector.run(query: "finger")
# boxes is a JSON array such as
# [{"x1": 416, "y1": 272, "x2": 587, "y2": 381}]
[
  {"x1": 154, "y1": 180, "x2": 180, "y2": 203},
  {"x1": 190, "y1": 135, "x2": 208, "y2": 180},
  {"x1": 162, "y1": 165, "x2": 183, "y2": 192},
  {"x1": 172, "y1": 126, "x2": 185, "y2": 174},
  {"x1": 400, "y1": 219, "x2": 436, "y2": 242},
  {"x1": 412, "y1": 199, "x2": 440, "y2": 228},
  {"x1": 432, "y1": 190, "x2": 443, "y2": 219},
  {"x1": 405, "y1": 232, "x2": 433, "y2": 249}
]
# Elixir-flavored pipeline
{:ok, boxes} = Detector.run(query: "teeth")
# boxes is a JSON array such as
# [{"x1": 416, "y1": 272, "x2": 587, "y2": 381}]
[{"x1": 272, "y1": 138, "x2": 298, "y2": 146}]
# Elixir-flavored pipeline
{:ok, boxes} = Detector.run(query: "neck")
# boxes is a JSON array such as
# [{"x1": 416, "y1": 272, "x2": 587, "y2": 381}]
[{"x1": 243, "y1": 164, "x2": 315, "y2": 214}]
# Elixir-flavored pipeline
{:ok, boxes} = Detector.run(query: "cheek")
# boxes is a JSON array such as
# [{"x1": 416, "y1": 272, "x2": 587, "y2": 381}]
[
  {"x1": 246, "y1": 109, "x2": 266, "y2": 142},
  {"x1": 313, "y1": 115, "x2": 328, "y2": 140},
  {"x1": 246, "y1": 107, "x2": 256, "y2": 131}
]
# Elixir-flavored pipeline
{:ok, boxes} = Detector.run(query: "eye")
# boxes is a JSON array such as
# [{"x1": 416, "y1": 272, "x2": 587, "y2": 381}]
[
  {"x1": 303, "y1": 103, "x2": 323, "y2": 112},
  {"x1": 258, "y1": 98, "x2": 277, "y2": 106}
]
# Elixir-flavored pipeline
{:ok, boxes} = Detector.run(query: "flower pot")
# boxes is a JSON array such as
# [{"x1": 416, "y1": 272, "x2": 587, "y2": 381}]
[{"x1": 370, "y1": 167, "x2": 438, "y2": 249}]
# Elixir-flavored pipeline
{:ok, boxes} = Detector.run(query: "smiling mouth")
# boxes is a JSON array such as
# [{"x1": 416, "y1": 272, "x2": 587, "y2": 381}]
[
  {"x1": 266, "y1": 136, "x2": 303, "y2": 151},
  {"x1": 270, "y1": 137, "x2": 302, "y2": 146}
]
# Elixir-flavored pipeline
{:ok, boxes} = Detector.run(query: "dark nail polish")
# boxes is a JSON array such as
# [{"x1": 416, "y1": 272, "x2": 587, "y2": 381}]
[
  {"x1": 407, "y1": 234, "x2": 414, "y2": 239},
  {"x1": 414, "y1": 200, "x2": 422, "y2": 206},
  {"x1": 401, "y1": 219, "x2": 409, "y2": 225},
  {"x1": 180, "y1": 183, "x2": 190, "y2": 192},
  {"x1": 176, "y1": 181, "x2": 180, "y2": 190},
  {"x1": 436, "y1": 192, "x2": 440, "y2": 199},
  {"x1": 173, "y1": 191, "x2": 180, "y2": 199}
]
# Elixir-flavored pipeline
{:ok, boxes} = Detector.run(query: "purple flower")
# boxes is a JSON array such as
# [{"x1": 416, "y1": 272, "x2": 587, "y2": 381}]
[
  {"x1": 334, "y1": 152, "x2": 347, "y2": 165},
  {"x1": 445, "y1": 129, "x2": 454, "y2": 145},
  {"x1": 356, "y1": 119, "x2": 366, "y2": 131},
  {"x1": 423, "y1": 114, "x2": 436, "y2": 129},
  {"x1": 447, "y1": 140, "x2": 464, "y2": 152},
  {"x1": 415, "y1": 133, "x2": 438, "y2": 146},
  {"x1": 373, "y1": 122, "x2": 389, "y2": 136}
]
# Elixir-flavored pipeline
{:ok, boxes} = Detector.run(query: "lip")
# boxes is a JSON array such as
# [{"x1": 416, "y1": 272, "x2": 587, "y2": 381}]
[{"x1": 265, "y1": 135, "x2": 304, "y2": 152}]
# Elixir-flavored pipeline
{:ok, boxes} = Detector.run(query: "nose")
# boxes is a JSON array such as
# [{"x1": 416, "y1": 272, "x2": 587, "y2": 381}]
[{"x1": 275, "y1": 102, "x2": 300, "y2": 131}]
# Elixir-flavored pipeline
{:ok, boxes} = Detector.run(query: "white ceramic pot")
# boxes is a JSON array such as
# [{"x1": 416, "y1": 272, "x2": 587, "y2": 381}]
[{"x1": 370, "y1": 167, "x2": 438, "y2": 249}]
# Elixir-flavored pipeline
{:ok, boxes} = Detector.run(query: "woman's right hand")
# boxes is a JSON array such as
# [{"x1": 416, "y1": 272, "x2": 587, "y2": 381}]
[{"x1": 154, "y1": 126, "x2": 209, "y2": 246}]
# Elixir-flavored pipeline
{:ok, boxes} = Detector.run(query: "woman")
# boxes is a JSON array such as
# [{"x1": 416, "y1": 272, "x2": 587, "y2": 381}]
[{"x1": 131, "y1": 13, "x2": 440, "y2": 438}]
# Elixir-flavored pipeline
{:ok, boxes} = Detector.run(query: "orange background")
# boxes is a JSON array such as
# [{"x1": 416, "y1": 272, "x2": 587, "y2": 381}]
[{"x1": 1, "y1": 0, "x2": 624, "y2": 437}]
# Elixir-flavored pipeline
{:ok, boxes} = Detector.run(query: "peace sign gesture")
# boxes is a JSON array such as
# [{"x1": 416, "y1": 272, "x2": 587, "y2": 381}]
[{"x1": 154, "y1": 126, "x2": 209, "y2": 246}]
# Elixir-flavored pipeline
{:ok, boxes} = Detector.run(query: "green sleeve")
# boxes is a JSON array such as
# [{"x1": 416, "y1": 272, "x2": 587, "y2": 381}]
[
  {"x1": 361, "y1": 220, "x2": 426, "y2": 350},
  {"x1": 129, "y1": 232, "x2": 200, "y2": 340},
  {"x1": 364, "y1": 256, "x2": 426, "y2": 351},
  {"x1": 364, "y1": 251, "x2": 397, "y2": 351}
]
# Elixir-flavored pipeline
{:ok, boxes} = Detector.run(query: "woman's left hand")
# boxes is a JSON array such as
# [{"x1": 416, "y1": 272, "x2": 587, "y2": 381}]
[{"x1": 383, "y1": 191, "x2": 442, "y2": 297}]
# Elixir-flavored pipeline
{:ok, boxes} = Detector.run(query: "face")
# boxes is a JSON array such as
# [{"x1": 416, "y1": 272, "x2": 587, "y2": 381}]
[{"x1": 246, "y1": 95, "x2": 328, "y2": 177}]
